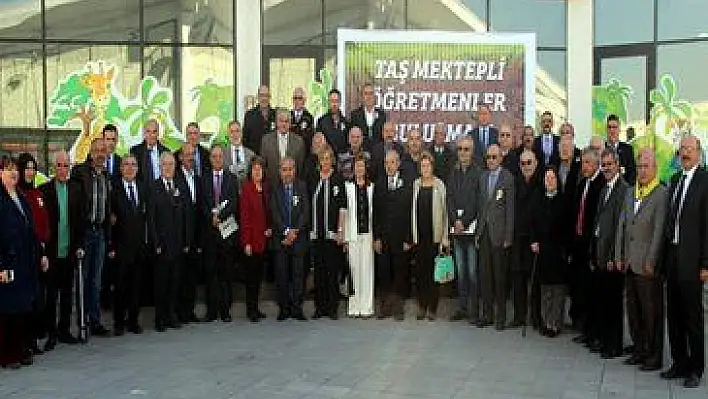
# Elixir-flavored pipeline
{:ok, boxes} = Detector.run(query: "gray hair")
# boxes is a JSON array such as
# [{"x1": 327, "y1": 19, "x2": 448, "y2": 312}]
[
  {"x1": 385, "y1": 150, "x2": 400, "y2": 163},
  {"x1": 159, "y1": 151, "x2": 175, "y2": 163},
  {"x1": 581, "y1": 146, "x2": 600, "y2": 163},
  {"x1": 600, "y1": 147, "x2": 619, "y2": 162}
]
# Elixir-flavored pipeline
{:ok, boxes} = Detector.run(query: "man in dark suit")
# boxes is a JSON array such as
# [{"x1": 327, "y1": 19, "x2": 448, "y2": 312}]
[
  {"x1": 175, "y1": 143, "x2": 202, "y2": 323},
  {"x1": 261, "y1": 109, "x2": 306, "y2": 187},
  {"x1": 370, "y1": 122, "x2": 404, "y2": 182},
  {"x1": 428, "y1": 123, "x2": 454, "y2": 180},
  {"x1": 316, "y1": 88, "x2": 350, "y2": 154},
  {"x1": 498, "y1": 124, "x2": 520, "y2": 177},
  {"x1": 373, "y1": 150, "x2": 413, "y2": 321},
  {"x1": 569, "y1": 147, "x2": 606, "y2": 343},
  {"x1": 337, "y1": 127, "x2": 371, "y2": 181},
  {"x1": 349, "y1": 83, "x2": 387, "y2": 150},
  {"x1": 40, "y1": 151, "x2": 82, "y2": 350},
  {"x1": 590, "y1": 148, "x2": 629, "y2": 359},
  {"x1": 605, "y1": 114, "x2": 636, "y2": 186},
  {"x1": 243, "y1": 85, "x2": 277, "y2": 154},
  {"x1": 130, "y1": 118, "x2": 169, "y2": 187},
  {"x1": 615, "y1": 148, "x2": 666, "y2": 372},
  {"x1": 103, "y1": 124, "x2": 122, "y2": 178},
  {"x1": 468, "y1": 104, "x2": 498, "y2": 164},
  {"x1": 147, "y1": 152, "x2": 187, "y2": 332},
  {"x1": 200, "y1": 145, "x2": 239, "y2": 322},
  {"x1": 534, "y1": 111, "x2": 560, "y2": 167},
  {"x1": 660, "y1": 135, "x2": 708, "y2": 388},
  {"x1": 175, "y1": 122, "x2": 211, "y2": 177},
  {"x1": 110, "y1": 154, "x2": 147, "y2": 336},
  {"x1": 290, "y1": 87, "x2": 315, "y2": 154},
  {"x1": 476, "y1": 144, "x2": 515, "y2": 330},
  {"x1": 270, "y1": 157, "x2": 310, "y2": 321}
]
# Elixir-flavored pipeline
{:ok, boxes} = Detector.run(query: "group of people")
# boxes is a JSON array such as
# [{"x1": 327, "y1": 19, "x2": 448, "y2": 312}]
[{"x1": 0, "y1": 84, "x2": 706, "y2": 390}]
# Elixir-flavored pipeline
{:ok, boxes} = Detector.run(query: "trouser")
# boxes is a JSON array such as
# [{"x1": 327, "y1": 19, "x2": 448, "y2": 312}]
[
  {"x1": 177, "y1": 248, "x2": 200, "y2": 321},
  {"x1": 666, "y1": 245, "x2": 704, "y2": 376},
  {"x1": 0, "y1": 312, "x2": 31, "y2": 365},
  {"x1": 79, "y1": 228, "x2": 106, "y2": 327},
  {"x1": 512, "y1": 240, "x2": 540, "y2": 327},
  {"x1": 154, "y1": 255, "x2": 180, "y2": 326},
  {"x1": 415, "y1": 241, "x2": 439, "y2": 313},
  {"x1": 454, "y1": 238, "x2": 479, "y2": 319},
  {"x1": 113, "y1": 250, "x2": 142, "y2": 328},
  {"x1": 275, "y1": 248, "x2": 305, "y2": 315},
  {"x1": 625, "y1": 271, "x2": 663, "y2": 366},
  {"x1": 204, "y1": 241, "x2": 235, "y2": 319},
  {"x1": 244, "y1": 253, "x2": 265, "y2": 316},
  {"x1": 376, "y1": 248, "x2": 409, "y2": 316},
  {"x1": 540, "y1": 284, "x2": 566, "y2": 331},
  {"x1": 44, "y1": 256, "x2": 74, "y2": 335},
  {"x1": 313, "y1": 239, "x2": 343, "y2": 315},
  {"x1": 569, "y1": 237, "x2": 590, "y2": 329},
  {"x1": 347, "y1": 233, "x2": 374, "y2": 316},
  {"x1": 598, "y1": 269, "x2": 624, "y2": 352},
  {"x1": 479, "y1": 231, "x2": 508, "y2": 325}
]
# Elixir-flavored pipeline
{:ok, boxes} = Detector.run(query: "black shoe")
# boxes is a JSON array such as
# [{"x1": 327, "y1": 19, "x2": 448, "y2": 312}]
[
  {"x1": 507, "y1": 320, "x2": 523, "y2": 329},
  {"x1": 248, "y1": 315, "x2": 260, "y2": 323},
  {"x1": 660, "y1": 365, "x2": 688, "y2": 380},
  {"x1": 257, "y1": 310, "x2": 266, "y2": 319},
  {"x1": 312, "y1": 310, "x2": 324, "y2": 320},
  {"x1": 623, "y1": 345, "x2": 635, "y2": 355},
  {"x1": 376, "y1": 313, "x2": 387, "y2": 320},
  {"x1": 31, "y1": 341, "x2": 44, "y2": 355},
  {"x1": 19, "y1": 356, "x2": 33, "y2": 366},
  {"x1": 277, "y1": 312, "x2": 289, "y2": 321},
  {"x1": 450, "y1": 311, "x2": 467, "y2": 321},
  {"x1": 329, "y1": 312, "x2": 339, "y2": 320},
  {"x1": 547, "y1": 329, "x2": 560, "y2": 338},
  {"x1": 601, "y1": 349, "x2": 621, "y2": 359},
  {"x1": 57, "y1": 332, "x2": 79, "y2": 344},
  {"x1": 114, "y1": 326, "x2": 125, "y2": 337},
  {"x1": 394, "y1": 313, "x2": 405, "y2": 321},
  {"x1": 221, "y1": 315, "x2": 232, "y2": 323},
  {"x1": 494, "y1": 323, "x2": 505, "y2": 331},
  {"x1": 476, "y1": 320, "x2": 491, "y2": 328},
  {"x1": 572, "y1": 334, "x2": 588, "y2": 344},
  {"x1": 588, "y1": 341, "x2": 602, "y2": 353},
  {"x1": 3, "y1": 362, "x2": 22, "y2": 370},
  {"x1": 624, "y1": 355, "x2": 644, "y2": 365},
  {"x1": 639, "y1": 363, "x2": 662, "y2": 372},
  {"x1": 127, "y1": 325, "x2": 143, "y2": 334},
  {"x1": 683, "y1": 374, "x2": 701, "y2": 388},
  {"x1": 155, "y1": 324, "x2": 166, "y2": 332},
  {"x1": 91, "y1": 325, "x2": 111, "y2": 337},
  {"x1": 201, "y1": 315, "x2": 217, "y2": 323},
  {"x1": 44, "y1": 336, "x2": 57, "y2": 352},
  {"x1": 293, "y1": 311, "x2": 308, "y2": 321}
]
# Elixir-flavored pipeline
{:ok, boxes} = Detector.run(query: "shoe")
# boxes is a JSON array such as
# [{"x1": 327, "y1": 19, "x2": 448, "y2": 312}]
[
  {"x1": 44, "y1": 336, "x2": 57, "y2": 352},
  {"x1": 660, "y1": 365, "x2": 688, "y2": 380},
  {"x1": 588, "y1": 341, "x2": 602, "y2": 353},
  {"x1": 3, "y1": 362, "x2": 22, "y2": 370},
  {"x1": 426, "y1": 312, "x2": 436, "y2": 321},
  {"x1": 476, "y1": 320, "x2": 491, "y2": 328},
  {"x1": 91, "y1": 325, "x2": 111, "y2": 337},
  {"x1": 329, "y1": 313, "x2": 339, "y2": 320},
  {"x1": 221, "y1": 315, "x2": 232, "y2": 323},
  {"x1": 257, "y1": 310, "x2": 266, "y2": 319},
  {"x1": 623, "y1": 345, "x2": 635, "y2": 355},
  {"x1": 507, "y1": 320, "x2": 523, "y2": 329},
  {"x1": 57, "y1": 332, "x2": 79, "y2": 344},
  {"x1": 19, "y1": 356, "x2": 33, "y2": 366},
  {"x1": 114, "y1": 326, "x2": 125, "y2": 337},
  {"x1": 394, "y1": 313, "x2": 404, "y2": 321},
  {"x1": 312, "y1": 310, "x2": 324, "y2": 320},
  {"x1": 547, "y1": 329, "x2": 560, "y2": 338},
  {"x1": 155, "y1": 323, "x2": 166, "y2": 333},
  {"x1": 248, "y1": 315, "x2": 259, "y2": 323},
  {"x1": 376, "y1": 313, "x2": 387, "y2": 320},
  {"x1": 31, "y1": 341, "x2": 44, "y2": 355},
  {"x1": 624, "y1": 355, "x2": 644, "y2": 365},
  {"x1": 167, "y1": 320, "x2": 183, "y2": 329},
  {"x1": 639, "y1": 363, "x2": 662, "y2": 372},
  {"x1": 468, "y1": 318, "x2": 479, "y2": 325},
  {"x1": 277, "y1": 312, "x2": 289, "y2": 321},
  {"x1": 201, "y1": 315, "x2": 217, "y2": 323},
  {"x1": 683, "y1": 374, "x2": 701, "y2": 388},
  {"x1": 494, "y1": 323, "x2": 505, "y2": 331},
  {"x1": 572, "y1": 334, "x2": 588, "y2": 344},
  {"x1": 450, "y1": 310, "x2": 467, "y2": 321},
  {"x1": 127, "y1": 325, "x2": 143, "y2": 334},
  {"x1": 601, "y1": 349, "x2": 621, "y2": 359}
]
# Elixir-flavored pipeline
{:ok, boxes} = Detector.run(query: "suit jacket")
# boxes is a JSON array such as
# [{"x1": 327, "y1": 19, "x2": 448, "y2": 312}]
[
  {"x1": 370, "y1": 141, "x2": 404, "y2": 182},
  {"x1": 243, "y1": 105, "x2": 277, "y2": 154},
  {"x1": 105, "y1": 152, "x2": 122, "y2": 178},
  {"x1": 147, "y1": 178, "x2": 186, "y2": 258},
  {"x1": 615, "y1": 184, "x2": 666, "y2": 276},
  {"x1": 290, "y1": 108, "x2": 315, "y2": 154},
  {"x1": 607, "y1": 141, "x2": 636, "y2": 186},
  {"x1": 316, "y1": 111, "x2": 350, "y2": 154},
  {"x1": 260, "y1": 132, "x2": 306, "y2": 187},
  {"x1": 372, "y1": 173, "x2": 413, "y2": 252},
  {"x1": 469, "y1": 125, "x2": 499, "y2": 163},
  {"x1": 476, "y1": 167, "x2": 515, "y2": 247},
  {"x1": 223, "y1": 144, "x2": 255, "y2": 188},
  {"x1": 446, "y1": 163, "x2": 482, "y2": 232},
  {"x1": 111, "y1": 179, "x2": 147, "y2": 259},
  {"x1": 130, "y1": 141, "x2": 170, "y2": 187},
  {"x1": 530, "y1": 192, "x2": 567, "y2": 284},
  {"x1": 270, "y1": 179, "x2": 310, "y2": 254},
  {"x1": 39, "y1": 179, "x2": 84, "y2": 260},
  {"x1": 175, "y1": 168, "x2": 201, "y2": 249},
  {"x1": 501, "y1": 148, "x2": 521, "y2": 177},
  {"x1": 349, "y1": 106, "x2": 387, "y2": 149},
  {"x1": 533, "y1": 134, "x2": 561, "y2": 167},
  {"x1": 571, "y1": 172, "x2": 607, "y2": 249},
  {"x1": 70, "y1": 160, "x2": 112, "y2": 240},
  {"x1": 175, "y1": 144, "x2": 211, "y2": 177},
  {"x1": 200, "y1": 169, "x2": 239, "y2": 248},
  {"x1": 592, "y1": 177, "x2": 629, "y2": 269},
  {"x1": 428, "y1": 144, "x2": 455, "y2": 181},
  {"x1": 664, "y1": 168, "x2": 708, "y2": 281}
]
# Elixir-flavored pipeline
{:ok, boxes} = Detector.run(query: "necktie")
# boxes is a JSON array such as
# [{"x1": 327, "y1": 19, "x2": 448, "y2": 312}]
[
  {"x1": 214, "y1": 173, "x2": 222, "y2": 204},
  {"x1": 487, "y1": 172, "x2": 496, "y2": 200},
  {"x1": 481, "y1": 126, "x2": 487, "y2": 149},
  {"x1": 166, "y1": 179, "x2": 173, "y2": 194},
  {"x1": 668, "y1": 174, "x2": 686, "y2": 241},
  {"x1": 195, "y1": 150, "x2": 201, "y2": 175},
  {"x1": 236, "y1": 147, "x2": 242, "y2": 165},
  {"x1": 107, "y1": 156, "x2": 112, "y2": 175},
  {"x1": 128, "y1": 183, "x2": 137, "y2": 210},
  {"x1": 576, "y1": 184, "x2": 588, "y2": 235},
  {"x1": 285, "y1": 185, "x2": 293, "y2": 228},
  {"x1": 388, "y1": 176, "x2": 395, "y2": 190}
]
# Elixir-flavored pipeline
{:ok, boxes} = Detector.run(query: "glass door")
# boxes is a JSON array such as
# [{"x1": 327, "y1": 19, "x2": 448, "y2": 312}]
[{"x1": 262, "y1": 46, "x2": 324, "y2": 109}]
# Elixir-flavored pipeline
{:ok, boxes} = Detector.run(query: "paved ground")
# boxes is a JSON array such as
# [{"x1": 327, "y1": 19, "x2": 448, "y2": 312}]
[{"x1": 1, "y1": 301, "x2": 706, "y2": 399}]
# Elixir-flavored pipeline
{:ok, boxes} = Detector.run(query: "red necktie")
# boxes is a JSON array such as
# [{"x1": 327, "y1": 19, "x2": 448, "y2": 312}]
[{"x1": 576, "y1": 188, "x2": 587, "y2": 236}]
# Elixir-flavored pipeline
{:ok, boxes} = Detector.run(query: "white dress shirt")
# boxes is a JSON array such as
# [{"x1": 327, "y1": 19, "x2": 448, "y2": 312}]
[
  {"x1": 181, "y1": 166, "x2": 196, "y2": 203},
  {"x1": 278, "y1": 132, "x2": 289, "y2": 159},
  {"x1": 672, "y1": 164, "x2": 698, "y2": 243}
]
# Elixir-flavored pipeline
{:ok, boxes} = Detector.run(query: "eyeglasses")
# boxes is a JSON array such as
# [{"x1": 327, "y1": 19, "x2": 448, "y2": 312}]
[
  {"x1": 520, "y1": 160, "x2": 533, "y2": 166},
  {"x1": 601, "y1": 161, "x2": 616, "y2": 167},
  {"x1": 458, "y1": 147, "x2": 471, "y2": 152},
  {"x1": 292, "y1": 96, "x2": 304, "y2": 100},
  {"x1": 56, "y1": 163, "x2": 70, "y2": 168},
  {"x1": 486, "y1": 155, "x2": 498, "y2": 160},
  {"x1": 500, "y1": 133, "x2": 511, "y2": 137}
]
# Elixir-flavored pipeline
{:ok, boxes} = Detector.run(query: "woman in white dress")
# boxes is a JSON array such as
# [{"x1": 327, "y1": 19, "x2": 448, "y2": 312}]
[{"x1": 344, "y1": 155, "x2": 374, "y2": 317}]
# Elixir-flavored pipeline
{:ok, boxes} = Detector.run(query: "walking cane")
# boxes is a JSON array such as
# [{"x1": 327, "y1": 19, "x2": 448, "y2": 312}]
[
  {"x1": 522, "y1": 253, "x2": 539, "y2": 338},
  {"x1": 76, "y1": 252, "x2": 89, "y2": 343}
]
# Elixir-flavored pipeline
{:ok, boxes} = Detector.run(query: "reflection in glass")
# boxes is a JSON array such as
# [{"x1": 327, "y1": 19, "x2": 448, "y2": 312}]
[
  {"x1": 537, "y1": 50, "x2": 567, "y2": 123},
  {"x1": 407, "y1": 0, "x2": 485, "y2": 31},
  {"x1": 657, "y1": 42, "x2": 708, "y2": 104},
  {"x1": 269, "y1": 58, "x2": 316, "y2": 109},
  {"x1": 45, "y1": 0, "x2": 140, "y2": 41},
  {"x1": 0, "y1": 0, "x2": 41, "y2": 39},
  {"x1": 490, "y1": 0, "x2": 566, "y2": 47},
  {"x1": 0, "y1": 43, "x2": 43, "y2": 128},
  {"x1": 264, "y1": 0, "x2": 322, "y2": 45},
  {"x1": 144, "y1": 0, "x2": 234, "y2": 44},
  {"x1": 595, "y1": 0, "x2": 654, "y2": 45},
  {"x1": 325, "y1": 0, "x2": 406, "y2": 44},
  {"x1": 658, "y1": 0, "x2": 708, "y2": 41}
]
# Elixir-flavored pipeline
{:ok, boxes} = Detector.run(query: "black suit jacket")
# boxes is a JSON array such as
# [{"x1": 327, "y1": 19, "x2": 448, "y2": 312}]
[
  {"x1": 39, "y1": 179, "x2": 84, "y2": 260},
  {"x1": 608, "y1": 141, "x2": 636, "y2": 186},
  {"x1": 175, "y1": 144, "x2": 211, "y2": 177},
  {"x1": 316, "y1": 111, "x2": 350, "y2": 154},
  {"x1": 572, "y1": 173, "x2": 606, "y2": 251},
  {"x1": 533, "y1": 134, "x2": 561, "y2": 167},
  {"x1": 370, "y1": 141, "x2": 404, "y2": 182},
  {"x1": 372, "y1": 174, "x2": 413, "y2": 252},
  {"x1": 428, "y1": 144, "x2": 455, "y2": 181},
  {"x1": 592, "y1": 177, "x2": 629, "y2": 269},
  {"x1": 70, "y1": 160, "x2": 112, "y2": 240},
  {"x1": 147, "y1": 179, "x2": 187, "y2": 258},
  {"x1": 175, "y1": 168, "x2": 202, "y2": 249},
  {"x1": 111, "y1": 180, "x2": 147, "y2": 259},
  {"x1": 200, "y1": 169, "x2": 239, "y2": 248},
  {"x1": 243, "y1": 105, "x2": 277, "y2": 154},
  {"x1": 290, "y1": 109, "x2": 315, "y2": 154},
  {"x1": 130, "y1": 141, "x2": 170, "y2": 187},
  {"x1": 271, "y1": 179, "x2": 310, "y2": 254},
  {"x1": 105, "y1": 153, "x2": 122, "y2": 178},
  {"x1": 501, "y1": 149, "x2": 521, "y2": 177},
  {"x1": 349, "y1": 106, "x2": 387, "y2": 149},
  {"x1": 665, "y1": 168, "x2": 708, "y2": 281},
  {"x1": 469, "y1": 125, "x2": 499, "y2": 163}
]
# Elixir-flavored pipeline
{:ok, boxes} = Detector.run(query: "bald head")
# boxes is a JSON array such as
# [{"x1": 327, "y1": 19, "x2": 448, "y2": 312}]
[
  {"x1": 54, "y1": 150, "x2": 71, "y2": 182},
  {"x1": 258, "y1": 85, "x2": 270, "y2": 108},
  {"x1": 292, "y1": 87, "x2": 305, "y2": 110},
  {"x1": 382, "y1": 122, "x2": 396, "y2": 143}
]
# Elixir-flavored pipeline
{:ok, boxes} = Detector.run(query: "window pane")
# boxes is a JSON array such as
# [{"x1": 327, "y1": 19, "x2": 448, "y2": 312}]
[
  {"x1": 0, "y1": 42, "x2": 43, "y2": 128},
  {"x1": 144, "y1": 0, "x2": 234, "y2": 44},
  {"x1": 595, "y1": 0, "x2": 654, "y2": 45},
  {"x1": 264, "y1": 0, "x2": 323, "y2": 45},
  {"x1": 490, "y1": 0, "x2": 566, "y2": 48},
  {"x1": 0, "y1": 0, "x2": 41, "y2": 39},
  {"x1": 537, "y1": 50, "x2": 567, "y2": 122},
  {"x1": 325, "y1": 0, "x2": 406, "y2": 45},
  {"x1": 45, "y1": 0, "x2": 140, "y2": 41},
  {"x1": 407, "y1": 0, "x2": 486, "y2": 31},
  {"x1": 45, "y1": 44, "x2": 141, "y2": 161},
  {"x1": 657, "y1": 42, "x2": 708, "y2": 104},
  {"x1": 658, "y1": 0, "x2": 708, "y2": 40}
]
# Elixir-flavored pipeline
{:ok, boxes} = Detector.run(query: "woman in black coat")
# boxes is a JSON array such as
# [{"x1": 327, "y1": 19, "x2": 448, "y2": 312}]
[
  {"x1": 0, "y1": 157, "x2": 44, "y2": 368},
  {"x1": 530, "y1": 166, "x2": 567, "y2": 338}
]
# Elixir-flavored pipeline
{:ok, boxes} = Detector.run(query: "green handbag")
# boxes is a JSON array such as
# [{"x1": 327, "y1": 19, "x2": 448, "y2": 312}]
[{"x1": 434, "y1": 252, "x2": 455, "y2": 284}]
